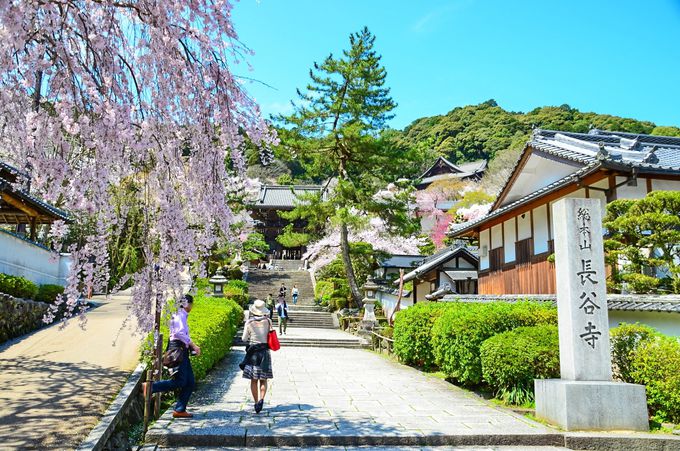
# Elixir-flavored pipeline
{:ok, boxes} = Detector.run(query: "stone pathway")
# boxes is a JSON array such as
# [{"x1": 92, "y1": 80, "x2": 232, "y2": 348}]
[
  {"x1": 0, "y1": 291, "x2": 141, "y2": 450},
  {"x1": 146, "y1": 346, "x2": 564, "y2": 448}
]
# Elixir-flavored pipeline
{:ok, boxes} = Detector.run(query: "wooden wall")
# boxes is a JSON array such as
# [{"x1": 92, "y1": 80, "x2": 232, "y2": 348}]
[{"x1": 479, "y1": 258, "x2": 556, "y2": 295}]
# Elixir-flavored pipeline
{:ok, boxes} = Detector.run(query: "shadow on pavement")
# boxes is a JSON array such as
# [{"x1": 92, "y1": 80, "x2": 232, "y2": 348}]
[{"x1": 0, "y1": 357, "x2": 127, "y2": 450}]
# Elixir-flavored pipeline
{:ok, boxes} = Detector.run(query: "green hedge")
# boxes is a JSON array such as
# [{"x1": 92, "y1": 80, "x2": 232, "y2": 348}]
[
  {"x1": 480, "y1": 325, "x2": 560, "y2": 404},
  {"x1": 0, "y1": 273, "x2": 39, "y2": 299},
  {"x1": 142, "y1": 293, "x2": 243, "y2": 380},
  {"x1": 393, "y1": 302, "x2": 457, "y2": 369},
  {"x1": 610, "y1": 322, "x2": 659, "y2": 383},
  {"x1": 631, "y1": 335, "x2": 680, "y2": 423},
  {"x1": 34, "y1": 284, "x2": 65, "y2": 304},
  {"x1": 432, "y1": 301, "x2": 557, "y2": 386},
  {"x1": 315, "y1": 280, "x2": 334, "y2": 302},
  {"x1": 226, "y1": 279, "x2": 248, "y2": 293}
]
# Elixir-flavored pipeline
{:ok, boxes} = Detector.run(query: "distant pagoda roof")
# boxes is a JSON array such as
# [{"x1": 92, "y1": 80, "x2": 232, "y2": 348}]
[
  {"x1": 251, "y1": 184, "x2": 328, "y2": 209},
  {"x1": 416, "y1": 157, "x2": 487, "y2": 188}
]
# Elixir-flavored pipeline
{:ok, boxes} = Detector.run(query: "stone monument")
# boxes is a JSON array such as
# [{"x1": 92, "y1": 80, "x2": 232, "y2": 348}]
[{"x1": 535, "y1": 198, "x2": 649, "y2": 431}]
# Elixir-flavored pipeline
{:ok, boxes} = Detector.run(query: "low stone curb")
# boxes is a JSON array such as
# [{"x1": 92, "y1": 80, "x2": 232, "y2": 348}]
[
  {"x1": 77, "y1": 363, "x2": 146, "y2": 451},
  {"x1": 564, "y1": 431, "x2": 680, "y2": 450}
]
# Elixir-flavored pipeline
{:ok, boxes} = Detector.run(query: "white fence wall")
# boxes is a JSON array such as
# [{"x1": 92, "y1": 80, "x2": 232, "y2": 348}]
[{"x1": 0, "y1": 231, "x2": 72, "y2": 286}]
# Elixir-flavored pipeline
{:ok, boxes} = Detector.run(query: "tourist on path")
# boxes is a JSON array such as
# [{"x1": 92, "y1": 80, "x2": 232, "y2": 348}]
[
  {"x1": 142, "y1": 294, "x2": 200, "y2": 419},
  {"x1": 279, "y1": 283, "x2": 287, "y2": 300},
  {"x1": 240, "y1": 300, "x2": 274, "y2": 413},
  {"x1": 276, "y1": 296, "x2": 288, "y2": 335},
  {"x1": 265, "y1": 293, "x2": 275, "y2": 318},
  {"x1": 292, "y1": 284, "x2": 299, "y2": 305}
]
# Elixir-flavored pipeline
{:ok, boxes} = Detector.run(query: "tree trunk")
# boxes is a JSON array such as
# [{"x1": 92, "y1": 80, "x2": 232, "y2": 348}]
[{"x1": 340, "y1": 221, "x2": 362, "y2": 306}]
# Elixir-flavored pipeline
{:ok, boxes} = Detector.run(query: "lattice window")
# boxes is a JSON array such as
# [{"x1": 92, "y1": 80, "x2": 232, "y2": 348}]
[{"x1": 515, "y1": 238, "x2": 533, "y2": 264}]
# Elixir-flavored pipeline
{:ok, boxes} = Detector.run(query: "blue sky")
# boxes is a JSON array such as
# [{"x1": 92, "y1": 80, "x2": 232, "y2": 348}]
[{"x1": 232, "y1": 0, "x2": 680, "y2": 130}]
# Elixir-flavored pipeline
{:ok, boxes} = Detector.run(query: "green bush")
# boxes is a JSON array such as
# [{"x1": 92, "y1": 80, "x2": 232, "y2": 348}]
[
  {"x1": 0, "y1": 273, "x2": 39, "y2": 299},
  {"x1": 432, "y1": 301, "x2": 557, "y2": 386},
  {"x1": 481, "y1": 325, "x2": 560, "y2": 404},
  {"x1": 622, "y1": 273, "x2": 660, "y2": 294},
  {"x1": 315, "y1": 280, "x2": 334, "y2": 302},
  {"x1": 142, "y1": 293, "x2": 243, "y2": 381},
  {"x1": 631, "y1": 336, "x2": 680, "y2": 423},
  {"x1": 610, "y1": 322, "x2": 659, "y2": 383},
  {"x1": 34, "y1": 284, "x2": 65, "y2": 304},
  {"x1": 226, "y1": 279, "x2": 248, "y2": 293},
  {"x1": 223, "y1": 287, "x2": 248, "y2": 308},
  {"x1": 393, "y1": 302, "x2": 456, "y2": 369}
]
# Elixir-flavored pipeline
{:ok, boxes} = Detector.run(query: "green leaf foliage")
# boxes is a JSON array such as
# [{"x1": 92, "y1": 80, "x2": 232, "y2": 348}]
[
  {"x1": 480, "y1": 325, "x2": 560, "y2": 404},
  {"x1": 34, "y1": 284, "x2": 65, "y2": 304},
  {"x1": 631, "y1": 335, "x2": 680, "y2": 423},
  {"x1": 431, "y1": 301, "x2": 557, "y2": 386},
  {"x1": 0, "y1": 273, "x2": 39, "y2": 299},
  {"x1": 314, "y1": 280, "x2": 334, "y2": 302},
  {"x1": 604, "y1": 191, "x2": 680, "y2": 293},
  {"x1": 610, "y1": 322, "x2": 659, "y2": 383},
  {"x1": 393, "y1": 302, "x2": 458, "y2": 369},
  {"x1": 142, "y1": 293, "x2": 243, "y2": 381}
]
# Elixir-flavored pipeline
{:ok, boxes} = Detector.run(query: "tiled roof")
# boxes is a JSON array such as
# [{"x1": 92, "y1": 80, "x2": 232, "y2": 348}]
[
  {"x1": 401, "y1": 246, "x2": 478, "y2": 283},
  {"x1": 379, "y1": 254, "x2": 425, "y2": 269},
  {"x1": 450, "y1": 163, "x2": 601, "y2": 236},
  {"x1": 439, "y1": 294, "x2": 680, "y2": 314},
  {"x1": 417, "y1": 157, "x2": 487, "y2": 185},
  {"x1": 253, "y1": 184, "x2": 326, "y2": 209},
  {"x1": 450, "y1": 128, "x2": 680, "y2": 237},
  {"x1": 0, "y1": 161, "x2": 70, "y2": 222}
]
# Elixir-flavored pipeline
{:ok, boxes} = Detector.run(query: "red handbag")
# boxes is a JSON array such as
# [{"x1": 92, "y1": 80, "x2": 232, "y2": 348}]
[{"x1": 268, "y1": 330, "x2": 281, "y2": 351}]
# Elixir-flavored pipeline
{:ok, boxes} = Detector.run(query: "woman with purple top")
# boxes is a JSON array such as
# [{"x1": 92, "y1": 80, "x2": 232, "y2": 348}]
[{"x1": 142, "y1": 294, "x2": 201, "y2": 418}]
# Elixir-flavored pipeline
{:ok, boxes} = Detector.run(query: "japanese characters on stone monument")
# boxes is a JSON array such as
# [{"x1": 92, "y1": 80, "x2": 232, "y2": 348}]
[
  {"x1": 554, "y1": 200, "x2": 611, "y2": 381},
  {"x1": 535, "y1": 198, "x2": 648, "y2": 431}
]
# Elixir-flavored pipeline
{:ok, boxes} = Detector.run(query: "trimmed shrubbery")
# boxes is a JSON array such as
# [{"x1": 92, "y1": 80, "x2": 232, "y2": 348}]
[
  {"x1": 393, "y1": 302, "x2": 455, "y2": 369},
  {"x1": 610, "y1": 322, "x2": 658, "y2": 383},
  {"x1": 226, "y1": 279, "x2": 248, "y2": 293},
  {"x1": 480, "y1": 325, "x2": 560, "y2": 404},
  {"x1": 142, "y1": 292, "x2": 243, "y2": 380},
  {"x1": 315, "y1": 280, "x2": 334, "y2": 303},
  {"x1": 0, "y1": 273, "x2": 39, "y2": 300},
  {"x1": 432, "y1": 301, "x2": 557, "y2": 386},
  {"x1": 34, "y1": 284, "x2": 65, "y2": 303}
]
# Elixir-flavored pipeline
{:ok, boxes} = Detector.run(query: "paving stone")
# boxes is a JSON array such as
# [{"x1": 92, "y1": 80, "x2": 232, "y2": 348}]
[{"x1": 146, "y1": 345, "x2": 566, "y2": 448}]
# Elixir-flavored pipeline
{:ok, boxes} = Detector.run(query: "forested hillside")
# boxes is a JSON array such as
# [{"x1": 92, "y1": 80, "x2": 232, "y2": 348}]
[
  {"x1": 254, "y1": 100, "x2": 680, "y2": 191},
  {"x1": 393, "y1": 100, "x2": 680, "y2": 191}
]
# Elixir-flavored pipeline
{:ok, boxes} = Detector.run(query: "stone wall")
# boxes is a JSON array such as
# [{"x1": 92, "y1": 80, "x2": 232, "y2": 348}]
[{"x1": 0, "y1": 293, "x2": 48, "y2": 343}]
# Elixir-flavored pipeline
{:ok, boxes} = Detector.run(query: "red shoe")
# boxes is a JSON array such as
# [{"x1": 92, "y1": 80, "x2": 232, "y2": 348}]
[{"x1": 172, "y1": 410, "x2": 194, "y2": 418}]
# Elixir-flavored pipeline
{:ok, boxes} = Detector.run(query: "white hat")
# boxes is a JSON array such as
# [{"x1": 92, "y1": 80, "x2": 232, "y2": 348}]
[{"x1": 249, "y1": 299, "x2": 268, "y2": 317}]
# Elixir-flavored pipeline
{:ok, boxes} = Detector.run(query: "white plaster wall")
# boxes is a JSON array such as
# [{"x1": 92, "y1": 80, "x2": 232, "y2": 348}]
[
  {"x1": 609, "y1": 311, "x2": 680, "y2": 337},
  {"x1": 0, "y1": 232, "x2": 71, "y2": 286},
  {"x1": 504, "y1": 218, "x2": 516, "y2": 263},
  {"x1": 491, "y1": 224, "x2": 503, "y2": 249},
  {"x1": 616, "y1": 177, "x2": 647, "y2": 200},
  {"x1": 532, "y1": 205, "x2": 549, "y2": 254},
  {"x1": 502, "y1": 155, "x2": 579, "y2": 206},
  {"x1": 479, "y1": 229, "x2": 490, "y2": 270},
  {"x1": 651, "y1": 179, "x2": 680, "y2": 192},
  {"x1": 458, "y1": 259, "x2": 476, "y2": 269},
  {"x1": 377, "y1": 290, "x2": 414, "y2": 320},
  {"x1": 517, "y1": 213, "x2": 531, "y2": 240}
]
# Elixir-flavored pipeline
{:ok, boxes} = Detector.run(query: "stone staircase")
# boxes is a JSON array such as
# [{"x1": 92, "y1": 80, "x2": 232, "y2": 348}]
[{"x1": 238, "y1": 260, "x2": 365, "y2": 349}]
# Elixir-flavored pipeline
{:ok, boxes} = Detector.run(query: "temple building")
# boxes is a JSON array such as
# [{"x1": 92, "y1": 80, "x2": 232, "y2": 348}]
[
  {"x1": 249, "y1": 183, "x2": 327, "y2": 259},
  {"x1": 449, "y1": 129, "x2": 680, "y2": 295},
  {"x1": 0, "y1": 162, "x2": 72, "y2": 285},
  {"x1": 416, "y1": 156, "x2": 487, "y2": 190}
]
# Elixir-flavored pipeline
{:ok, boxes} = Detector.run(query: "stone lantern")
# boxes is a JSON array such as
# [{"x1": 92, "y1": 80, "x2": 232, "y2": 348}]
[
  {"x1": 360, "y1": 276, "x2": 379, "y2": 331},
  {"x1": 209, "y1": 268, "x2": 228, "y2": 297}
]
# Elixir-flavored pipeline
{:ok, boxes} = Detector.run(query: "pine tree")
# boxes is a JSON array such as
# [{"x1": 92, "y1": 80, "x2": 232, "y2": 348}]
[{"x1": 277, "y1": 27, "x2": 416, "y2": 304}]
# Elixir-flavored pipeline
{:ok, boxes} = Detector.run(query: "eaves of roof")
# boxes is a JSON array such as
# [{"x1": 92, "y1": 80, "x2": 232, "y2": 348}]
[
  {"x1": 449, "y1": 163, "x2": 602, "y2": 237},
  {"x1": 401, "y1": 246, "x2": 478, "y2": 283},
  {"x1": 0, "y1": 176, "x2": 71, "y2": 221}
]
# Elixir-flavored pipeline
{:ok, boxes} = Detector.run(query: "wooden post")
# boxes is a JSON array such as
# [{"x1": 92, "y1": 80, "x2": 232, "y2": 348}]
[
  {"x1": 143, "y1": 368, "x2": 153, "y2": 433},
  {"x1": 154, "y1": 333, "x2": 163, "y2": 418}
]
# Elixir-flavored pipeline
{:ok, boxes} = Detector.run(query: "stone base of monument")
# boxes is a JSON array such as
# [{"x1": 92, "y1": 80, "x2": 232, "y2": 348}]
[{"x1": 535, "y1": 379, "x2": 649, "y2": 431}]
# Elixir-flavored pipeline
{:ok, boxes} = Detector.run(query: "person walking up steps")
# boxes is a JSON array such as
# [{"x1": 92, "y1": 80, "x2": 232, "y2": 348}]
[
  {"x1": 142, "y1": 294, "x2": 200, "y2": 419},
  {"x1": 279, "y1": 282, "x2": 287, "y2": 301},
  {"x1": 276, "y1": 296, "x2": 288, "y2": 335},
  {"x1": 239, "y1": 300, "x2": 274, "y2": 413},
  {"x1": 292, "y1": 284, "x2": 299, "y2": 305}
]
